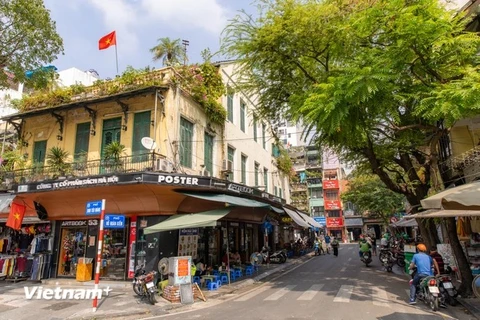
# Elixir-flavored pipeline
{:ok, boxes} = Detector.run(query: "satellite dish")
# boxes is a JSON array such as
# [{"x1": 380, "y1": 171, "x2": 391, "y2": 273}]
[{"x1": 141, "y1": 137, "x2": 157, "y2": 150}]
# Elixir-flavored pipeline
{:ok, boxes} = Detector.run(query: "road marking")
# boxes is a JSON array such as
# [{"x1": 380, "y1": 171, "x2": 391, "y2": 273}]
[
  {"x1": 234, "y1": 285, "x2": 271, "y2": 302},
  {"x1": 264, "y1": 285, "x2": 296, "y2": 301},
  {"x1": 372, "y1": 287, "x2": 390, "y2": 308},
  {"x1": 340, "y1": 267, "x2": 346, "y2": 272},
  {"x1": 333, "y1": 285, "x2": 354, "y2": 303},
  {"x1": 297, "y1": 284, "x2": 324, "y2": 301}
]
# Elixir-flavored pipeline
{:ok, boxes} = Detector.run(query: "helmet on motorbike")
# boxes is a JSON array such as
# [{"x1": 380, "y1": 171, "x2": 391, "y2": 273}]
[{"x1": 416, "y1": 243, "x2": 427, "y2": 252}]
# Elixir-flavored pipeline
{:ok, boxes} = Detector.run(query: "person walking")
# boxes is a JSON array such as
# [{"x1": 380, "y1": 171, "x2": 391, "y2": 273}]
[
  {"x1": 331, "y1": 237, "x2": 339, "y2": 256},
  {"x1": 325, "y1": 234, "x2": 331, "y2": 254},
  {"x1": 371, "y1": 235, "x2": 377, "y2": 256}
]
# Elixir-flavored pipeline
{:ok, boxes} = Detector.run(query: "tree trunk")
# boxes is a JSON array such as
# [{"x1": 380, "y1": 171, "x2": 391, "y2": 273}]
[{"x1": 444, "y1": 217, "x2": 473, "y2": 297}]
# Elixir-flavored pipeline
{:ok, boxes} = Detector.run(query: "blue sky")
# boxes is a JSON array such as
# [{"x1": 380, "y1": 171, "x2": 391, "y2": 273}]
[{"x1": 43, "y1": 0, "x2": 257, "y2": 79}]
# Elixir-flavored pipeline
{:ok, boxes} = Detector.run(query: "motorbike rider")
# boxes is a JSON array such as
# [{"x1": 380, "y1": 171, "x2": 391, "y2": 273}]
[
  {"x1": 359, "y1": 237, "x2": 371, "y2": 258},
  {"x1": 429, "y1": 245, "x2": 444, "y2": 275},
  {"x1": 409, "y1": 243, "x2": 439, "y2": 305}
]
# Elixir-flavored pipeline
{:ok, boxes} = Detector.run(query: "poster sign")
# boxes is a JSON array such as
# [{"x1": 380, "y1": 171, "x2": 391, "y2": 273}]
[
  {"x1": 177, "y1": 259, "x2": 189, "y2": 277},
  {"x1": 178, "y1": 229, "x2": 198, "y2": 259},
  {"x1": 127, "y1": 217, "x2": 137, "y2": 279}
]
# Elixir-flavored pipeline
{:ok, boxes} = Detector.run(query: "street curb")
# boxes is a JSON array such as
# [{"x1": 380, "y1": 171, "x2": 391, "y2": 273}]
[{"x1": 457, "y1": 298, "x2": 480, "y2": 320}]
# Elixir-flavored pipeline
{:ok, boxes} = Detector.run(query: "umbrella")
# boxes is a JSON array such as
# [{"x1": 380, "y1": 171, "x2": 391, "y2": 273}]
[{"x1": 420, "y1": 181, "x2": 480, "y2": 210}]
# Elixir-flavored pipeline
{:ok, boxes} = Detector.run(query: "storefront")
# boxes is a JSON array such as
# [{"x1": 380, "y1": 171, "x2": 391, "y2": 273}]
[
  {"x1": 345, "y1": 218, "x2": 363, "y2": 242},
  {"x1": 326, "y1": 217, "x2": 344, "y2": 240}
]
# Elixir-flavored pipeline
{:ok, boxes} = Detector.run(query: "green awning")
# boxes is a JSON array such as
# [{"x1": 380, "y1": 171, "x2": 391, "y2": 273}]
[
  {"x1": 181, "y1": 192, "x2": 272, "y2": 208},
  {"x1": 143, "y1": 208, "x2": 231, "y2": 234}
]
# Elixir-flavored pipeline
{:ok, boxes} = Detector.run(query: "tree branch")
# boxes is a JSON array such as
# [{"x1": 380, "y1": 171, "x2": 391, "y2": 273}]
[{"x1": 411, "y1": 45, "x2": 445, "y2": 83}]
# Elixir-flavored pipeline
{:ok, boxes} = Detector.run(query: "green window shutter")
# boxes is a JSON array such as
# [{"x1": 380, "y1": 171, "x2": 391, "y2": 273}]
[
  {"x1": 262, "y1": 123, "x2": 266, "y2": 149},
  {"x1": 180, "y1": 118, "x2": 193, "y2": 168},
  {"x1": 132, "y1": 111, "x2": 151, "y2": 162},
  {"x1": 227, "y1": 146, "x2": 234, "y2": 181},
  {"x1": 253, "y1": 117, "x2": 257, "y2": 142},
  {"x1": 254, "y1": 163, "x2": 259, "y2": 186},
  {"x1": 241, "y1": 155, "x2": 247, "y2": 184},
  {"x1": 274, "y1": 186, "x2": 278, "y2": 196},
  {"x1": 263, "y1": 168, "x2": 268, "y2": 191},
  {"x1": 33, "y1": 140, "x2": 47, "y2": 165},
  {"x1": 279, "y1": 188, "x2": 282, "y2": 199},
  {"x1": 227, "y1": 88, "x2": 234, "y2": 123},
  {"x1": 240, "y1": 101, "x2": 246, "y2": 132},
  {"x1": 204, "y1": 133, "x2": 214, "y2": 174},
  {"x1": 74, "y1": 122, "x2": 91, "y2": 160}
]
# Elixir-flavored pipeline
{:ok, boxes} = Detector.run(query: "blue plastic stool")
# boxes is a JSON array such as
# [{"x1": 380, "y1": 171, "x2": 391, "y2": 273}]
[
  {"x1": 245, "y1": 266, "x2": 253, "y2": 276},
  {"x1": 213, "y1": 270, "x2": 219, "y2": 276},
  {"x1": 193, "y1": 276, "x2": 201, "y2": 285},
  {"x1": 216, "y1": 280, "x2": 222, "y2": 288},
  {"x1": 207, "y1": 281, "x2": 218, "y2": 291},
  {"x1": 221, "y1": 275, "x2": 229, "y2": 284},
  {"x1": 235, "y1": 269, "x2": 242, "y2": 277},
  {"x1": 230, "y1": 272, "x2": 237, "y2": 282},
  {"x1": 205, "y1": 279, "x2": 212, "y2": 287}
]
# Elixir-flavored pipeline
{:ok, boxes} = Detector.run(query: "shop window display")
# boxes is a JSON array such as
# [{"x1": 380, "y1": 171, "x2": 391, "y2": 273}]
[
  {"x1": 58, "y1": 228, "x2": 86, "y2": 276},
  {"x1": 101, "y1": 229, "x2": 127, "y2": 280}
]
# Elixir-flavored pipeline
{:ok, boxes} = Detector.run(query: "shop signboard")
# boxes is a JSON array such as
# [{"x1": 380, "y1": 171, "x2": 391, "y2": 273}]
[
  {"x1": 323, "y1": 180, "x2": 339, "y2": 190},
  {"x1": 324, "y1": 200, "x2": 342, "y2": 210},
  {"x1": 314, "y1": 217, "x2": 326, "y2": 225},
  {"x1": 104, "y1": 214, "x2": 125, "y2": 229},
  {"x1": 85, "y1": 200, "x2": 103, "y2": 215},
  {"x1": 344, "y1": 218, "x2": 363, "y2": 227},
  {"x1": 326, "y1": 217, "x2": 344, "y2": 228}
]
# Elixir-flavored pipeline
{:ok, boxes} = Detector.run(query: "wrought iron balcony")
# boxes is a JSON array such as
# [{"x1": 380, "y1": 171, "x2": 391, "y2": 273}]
[
  {"x1": 0, "y1": 152, "x2": 170, "y2": 189},
  {"x1": 447, "y1": 145, "x2": 480, "y2": 171}
]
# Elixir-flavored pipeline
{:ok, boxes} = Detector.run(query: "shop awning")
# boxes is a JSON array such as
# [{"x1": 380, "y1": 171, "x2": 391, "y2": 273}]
[
  {"x1": 297, "y1": 211, "x2": 323, "y2": 228},
  {"x1": 421, "y1": 181, "x2": 480, "y2": 210},
  {"x1": 143, "y1": 208, "x2": 232, "y2": 234},
  {"x1": 392, "y1": 218, "x2": 418, "y2": 228},
  {"x1": 407, "y1": 209, "x2": 480, "y2": 219},
  {"x1": 283, "y1": 207, "x2": 310, "y2": 228},
  {"x1": 181, "y1": 192, "x2": 280, "y2": 211},
  {"x1": 0, "y1": 193, "x2": 15, "y2": 213}
]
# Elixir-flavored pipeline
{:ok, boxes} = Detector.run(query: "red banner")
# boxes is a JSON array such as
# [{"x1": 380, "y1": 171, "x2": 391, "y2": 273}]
[
  {"x1": 323, "y1": 180, "x2": 339, "y2": 189},
  {"x1": 127, "y1": 216, "x2": 137, "y2": 279},
  {"x1": 327, "y1": 217, "x2": 344, "y2": 228},
  {"x1": 324, "y1": 200, "x2": 342, "y2": 210}
]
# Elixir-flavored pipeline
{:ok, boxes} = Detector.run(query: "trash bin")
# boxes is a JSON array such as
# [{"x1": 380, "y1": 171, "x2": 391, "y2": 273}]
[
  {"x1": 404, "y1": 252, "x2": 414, "y2": 274},
  {"x1": 76, "y1": 258, "x2": 93, "y2": 282}
]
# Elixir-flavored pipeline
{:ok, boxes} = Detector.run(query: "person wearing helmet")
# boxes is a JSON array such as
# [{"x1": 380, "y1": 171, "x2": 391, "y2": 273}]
[{"x1": 409, "y1": 243, "x2": 438, "y2": 305}]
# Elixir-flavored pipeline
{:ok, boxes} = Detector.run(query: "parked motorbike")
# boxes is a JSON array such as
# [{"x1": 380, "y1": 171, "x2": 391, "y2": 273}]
[
  {"x1": 132, "y1": 264, "x2": 158, "y2": 305},
  {"x1": 260, "y1": 246, "x2": 270, "y2": 264},
  {"x1": 270, "y1": 250, "x2": 287, "y2": 263},
  {"x1": 361, "y1": 251, "x2": 372, "y2": 267},
  {"x1": 379, "y1": 249, "x2": 395, "y2": 272},
  {"x1": 437, "y1": 273, "x2": 458, "y2": 306}
]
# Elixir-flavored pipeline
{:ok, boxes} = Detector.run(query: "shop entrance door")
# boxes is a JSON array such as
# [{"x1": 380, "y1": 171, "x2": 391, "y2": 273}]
[
  {"x1": 101, "y1": 228, "x2": 128, "y2": 280},
  {"x1": 58, "y1": 227, "x2": 88, "y2": 277}
]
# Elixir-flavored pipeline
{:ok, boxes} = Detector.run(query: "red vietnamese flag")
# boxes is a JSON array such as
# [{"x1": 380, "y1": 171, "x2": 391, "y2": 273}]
[
  {"x1": 99, "y1": 31, "x2": 116, "y2": 50},
  {"x1": 6, "y1": 202, "x2": 26, "y2": 230}
]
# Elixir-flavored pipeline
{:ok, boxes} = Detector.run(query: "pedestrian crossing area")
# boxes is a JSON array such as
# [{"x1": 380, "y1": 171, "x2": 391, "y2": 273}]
[{"x1": 233, "y1": 284, "x2": 410, "y2": 306}]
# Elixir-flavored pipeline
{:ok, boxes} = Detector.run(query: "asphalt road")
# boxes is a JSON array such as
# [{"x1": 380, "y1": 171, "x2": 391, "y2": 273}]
[{"x1": 141, "y1": 244, "x2": 475, "y2": 320}]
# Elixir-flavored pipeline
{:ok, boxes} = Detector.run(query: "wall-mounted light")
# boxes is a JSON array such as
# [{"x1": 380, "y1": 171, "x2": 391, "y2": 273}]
[
  {"x1": 90, "y1": 129, "x2": 96, "y2": 136},
  {"x1": 56, "y1": 135, "x2": 63, "y2": 141},
  {"x1": 122, "y1": 125, "x2": 127, "y2": 131}
]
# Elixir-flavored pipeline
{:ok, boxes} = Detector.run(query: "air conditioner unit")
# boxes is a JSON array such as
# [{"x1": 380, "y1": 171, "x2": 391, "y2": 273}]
[
  {"x1": 222, "y1": 160, "x2": 233, "y2": 172},
  {"x1": 198, "y1": 170, "x2": 211, "y2": 177},
  {"x1": 155, "y1": 159, "x2": 174, "y2": 173}
]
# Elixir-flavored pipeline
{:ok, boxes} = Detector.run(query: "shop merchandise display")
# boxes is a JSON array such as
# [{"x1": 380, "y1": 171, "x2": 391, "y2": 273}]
[{"x1": 0, "y1": 223, "x2": 53, "y2": 281}]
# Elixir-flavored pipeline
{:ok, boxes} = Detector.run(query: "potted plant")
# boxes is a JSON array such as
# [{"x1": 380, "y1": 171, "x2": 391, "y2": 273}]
[
  {"x1": 46, "y1": 146, "x2": 71, "y2": 179},
  {"x1": 103, "y1": 141, "x2": 126, "y2": 172},
  {"x1": 1, "y1": 149, "x2": 27, "y2": 186}
]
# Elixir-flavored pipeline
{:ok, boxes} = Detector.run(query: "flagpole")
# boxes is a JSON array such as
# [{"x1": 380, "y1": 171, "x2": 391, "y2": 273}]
[{"x1": 115, "y1": 44, "x2": 119, "y2": 75}]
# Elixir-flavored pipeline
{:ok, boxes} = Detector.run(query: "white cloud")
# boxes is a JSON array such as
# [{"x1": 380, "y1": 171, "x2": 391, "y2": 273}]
[{"x1": 80, "y1": 0, "x2": 229, "y2": 56}]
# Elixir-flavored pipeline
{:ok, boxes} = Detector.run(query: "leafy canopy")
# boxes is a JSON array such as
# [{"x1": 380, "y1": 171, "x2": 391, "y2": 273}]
[
  {"x1": 0, "y1": 0, "x2": 64, "y2": 89},
  {"x1": 150, "y1": 37, "x2": 187, "y2": 66},
  {"x1": 222, "y1": 0, "x2": 480, "y2": 207},
  {"x1": 341, "y1": 172, "x2": 406, "y2": 223}
]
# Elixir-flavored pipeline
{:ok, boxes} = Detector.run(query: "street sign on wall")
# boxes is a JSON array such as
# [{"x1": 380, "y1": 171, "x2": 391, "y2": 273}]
[
  {"x1": 86, "y1": 200, "x2": 103, "y2": 215},
  {"x1": 104, "y1": 214, "x2": 125, "y2": 229}
]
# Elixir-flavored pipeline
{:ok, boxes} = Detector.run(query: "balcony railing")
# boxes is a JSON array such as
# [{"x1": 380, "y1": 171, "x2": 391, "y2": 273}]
[
  {"x1": 447, "y1": 145, "x2": 480, "y2": 170},
  {"x1": 0, "y1": 152, "x2": 169, "y2": 189}
]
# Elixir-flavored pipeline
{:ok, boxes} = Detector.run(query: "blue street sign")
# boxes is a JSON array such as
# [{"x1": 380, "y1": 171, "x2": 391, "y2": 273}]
[
  {"x1": 314, "y1": 217, "x2": 326, "y2": 224},
  {"x1": 86, "y1": 200, "x2": 103, "y2": 215},
  {"x1": 104, "y1": 214, "x2": 125, "y2": 229}
]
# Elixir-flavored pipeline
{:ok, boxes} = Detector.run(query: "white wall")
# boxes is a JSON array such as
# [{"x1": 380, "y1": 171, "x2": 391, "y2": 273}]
[{"x1": 219, "y1": 63, "x2": 290, "y2": 202}]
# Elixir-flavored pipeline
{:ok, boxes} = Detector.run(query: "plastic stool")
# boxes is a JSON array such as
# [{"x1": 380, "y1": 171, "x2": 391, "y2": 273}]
[
  {"x1": 205, "y1": 279, "x2": 212, "y2": 287},
  {"x1": 235, "y1": 269, "x2": 242, "y2": 277},
  {"x1": 230, "y1": 272, "x2": 237, "y2": 282},
  {"x1": 193, "y1": 276, "x2": 201, "y2": 285},
  {"x1": 221, "y1": 275, "x2": 229, "y2": 284},
  {"x1": 207, "y1": 281, "x2": 218, "y2": 291},
  {"x1": 217, "y1": 280, "x2": 222, "y2": 288},
  {"x1": 213, "y1": 270, "x2": 219, "y2": 276},
  {"x1": 245, "y1": 266, "x2": 253, "y2": 276}
]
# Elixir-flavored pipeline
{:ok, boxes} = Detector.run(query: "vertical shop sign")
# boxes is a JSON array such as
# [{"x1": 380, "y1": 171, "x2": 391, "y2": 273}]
[
  {"x1": 178, "y1": 228, "x2": 198, "y2": 259},
  {"x1": 127, "y1": 216, "x2": 137, "y2": 279}
]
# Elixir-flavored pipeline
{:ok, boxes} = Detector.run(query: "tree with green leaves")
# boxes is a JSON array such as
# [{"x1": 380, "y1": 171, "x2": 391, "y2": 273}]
[
  {"x1": 0, "y1": 0, "x2": 64, "y2": 89},
  {"x1": 222, "y1": 0, "x2": 480, "y2": 294},
  {"x1": 341, "y1": 172, "x2": 406, "y2": 226},
  {"x1": 150, "y1": 37, "x2": 187, "y2": 66}
]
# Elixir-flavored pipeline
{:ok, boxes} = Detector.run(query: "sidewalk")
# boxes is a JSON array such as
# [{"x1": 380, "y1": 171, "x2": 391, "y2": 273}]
[{"x1": 0, "y1": 253, "x2": 314, "y2": 320}]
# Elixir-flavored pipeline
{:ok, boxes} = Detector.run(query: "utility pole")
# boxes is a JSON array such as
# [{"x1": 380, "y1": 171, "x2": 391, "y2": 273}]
[{"x1": 182, "y1": 39, "x2": 189, "y2": 66}]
